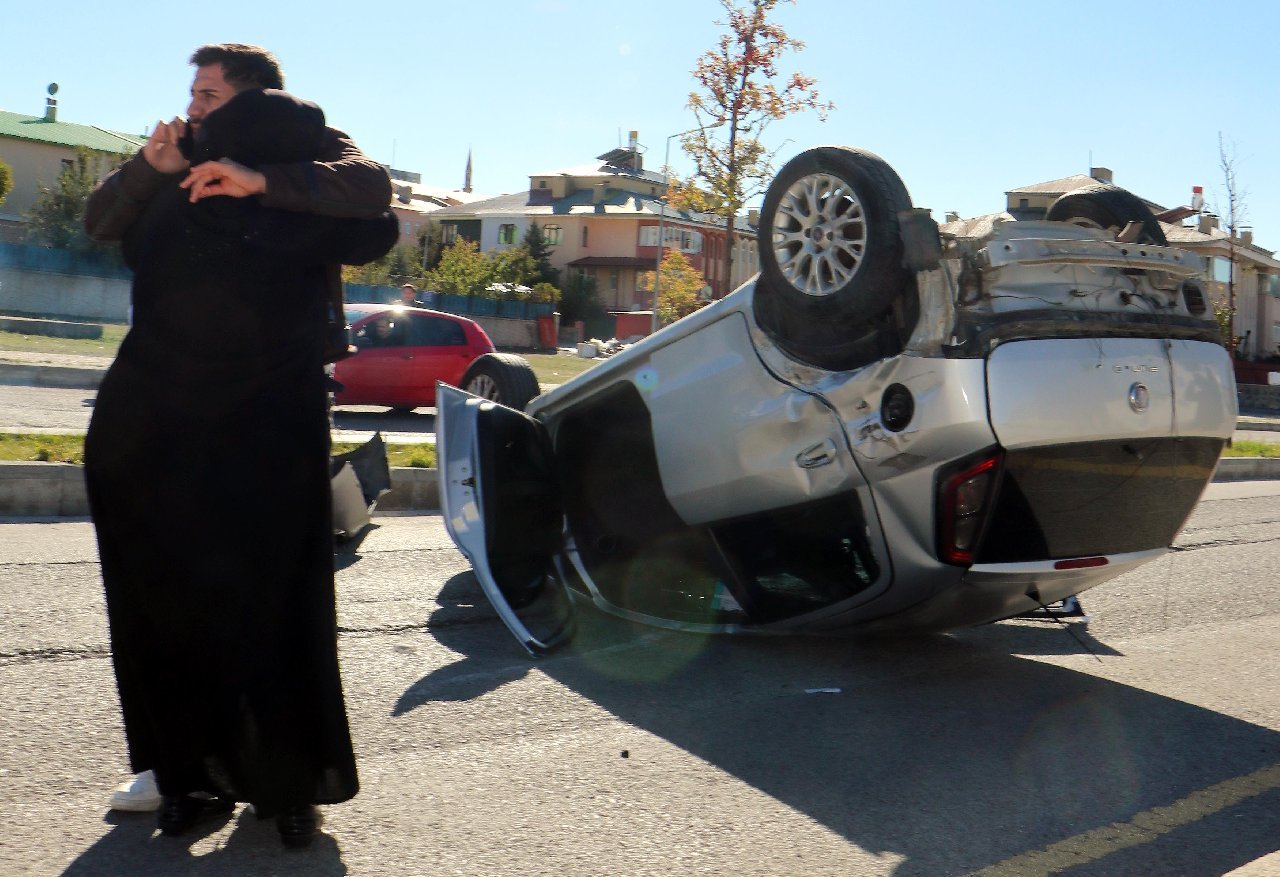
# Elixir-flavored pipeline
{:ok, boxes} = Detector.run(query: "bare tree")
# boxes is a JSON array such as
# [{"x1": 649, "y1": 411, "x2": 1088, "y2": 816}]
[
  {"x1": 1215, "y1": 132, "x2": 1248, "y2": 351},
  {"x1": 675, "y1": 0, "x2": 833, "y2": 290}
]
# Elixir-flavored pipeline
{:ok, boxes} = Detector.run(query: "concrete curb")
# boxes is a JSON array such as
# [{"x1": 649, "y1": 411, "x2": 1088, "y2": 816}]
[
  {"x1": 0, "y1": 361, "x2": 104, "y2": 389},
  {"x1": 1212, "y1": 457, "x2": 1280, "y2": 481},
  {"x1": 0, "y1": 461, "x2": 440, "y2": 518},
  {"x1": 2, "y1": 458, "x2": 1277, "y2": 519}
]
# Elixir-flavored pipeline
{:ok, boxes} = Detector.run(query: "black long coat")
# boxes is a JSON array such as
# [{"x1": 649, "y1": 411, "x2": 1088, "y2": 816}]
[{"x1": 84, "y1": 90, "x2": 395, "y2": 812}]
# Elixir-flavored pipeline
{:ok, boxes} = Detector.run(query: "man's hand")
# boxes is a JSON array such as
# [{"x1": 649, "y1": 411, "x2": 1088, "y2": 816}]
[
  {"x1": 142, "y1": 118, "x2": 192, "y2": 175},
  {"x1": 180, "y1": 159, "x2": 268, "y2": 202}
]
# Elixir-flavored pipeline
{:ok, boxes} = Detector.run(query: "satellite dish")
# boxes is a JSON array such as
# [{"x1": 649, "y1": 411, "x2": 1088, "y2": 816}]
[{"x1": 47, "y1": 83, "x2": 59, "y2": 96}]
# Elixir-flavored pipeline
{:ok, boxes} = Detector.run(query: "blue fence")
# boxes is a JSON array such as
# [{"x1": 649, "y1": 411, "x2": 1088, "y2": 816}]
[
  {"x1": 0, "y1": 242, "x2": 131, "y2": 280},
  {"x1": 0, "y1": 248, "x2": 555, "y2": 321},
  {"x1": 344, "y1": 283, "x2": 554, "y2": 320}
]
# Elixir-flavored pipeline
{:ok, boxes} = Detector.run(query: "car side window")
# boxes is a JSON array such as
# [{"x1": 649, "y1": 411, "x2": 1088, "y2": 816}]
[
  {"x1": 355, "y1": 316, "x2": 406, "y2": 348},
  {"x1": 408, "y1": 315, "x2": 468, "y2": 347}
]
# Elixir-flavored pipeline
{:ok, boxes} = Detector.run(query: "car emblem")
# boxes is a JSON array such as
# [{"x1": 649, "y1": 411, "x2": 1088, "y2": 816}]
[{"x1": 1128, "y1": 382, "x2": 1150, "y2": 412}]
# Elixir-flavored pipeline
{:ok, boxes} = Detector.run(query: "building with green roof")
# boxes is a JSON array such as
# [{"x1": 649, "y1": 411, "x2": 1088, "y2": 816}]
[{"x1": 0, "y1": 91, "x2": 145, "y2": 241}]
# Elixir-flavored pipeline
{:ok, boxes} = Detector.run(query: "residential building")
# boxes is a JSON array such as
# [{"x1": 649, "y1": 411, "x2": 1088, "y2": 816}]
[
  {"x1": 425, "y1": 132, "x2": 759, "y2": 314},
  {"x1": 385, "y1": 165, "x2": 492, "y2": 248},
  {"x1": 1167, "y1": 216, "x2": 1280, "y2": 359},
  {"x1": 0, "y1": 87, "x2": 145, "y2": 242}
]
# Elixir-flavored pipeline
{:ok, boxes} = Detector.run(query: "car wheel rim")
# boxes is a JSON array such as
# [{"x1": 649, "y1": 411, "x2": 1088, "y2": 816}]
[
  {"x1": 468, "y1": 374, "x2": 500, "y2": 400},
  {"x1": 772, "y1": 172, "x2": 868, "y2": 298}
]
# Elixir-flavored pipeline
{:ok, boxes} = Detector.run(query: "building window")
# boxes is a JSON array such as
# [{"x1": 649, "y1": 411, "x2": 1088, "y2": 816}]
[
  {"x1": 543, "y1": 224, "x2": 563, "y2": 245},
  {"x1": 1018, "y1": 198, "x2": 1029, "y2": 209},
  {"x1": 582, "y1": 226, "x2": 589, "y2": 248},
  {"x1": 641, "y1": 225, "x2": 702, "y2": 251},
  {"x1": 442, "y1": 224, "x2": 458, "y2": 245},
  {"x1": 609, "y1": 270, "x2": 618, "y2": 291},
  {"x1": 538, "y1": 180, "x2": 548, "y2": 189},
  {"x1": 498, "y1": 224, "x2": 516, "y2": 245}
]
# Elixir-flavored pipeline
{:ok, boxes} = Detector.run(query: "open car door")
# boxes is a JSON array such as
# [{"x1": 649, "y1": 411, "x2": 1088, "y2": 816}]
[{"x1": 436, "y1": 383, "x2": 575, "y2": 655}]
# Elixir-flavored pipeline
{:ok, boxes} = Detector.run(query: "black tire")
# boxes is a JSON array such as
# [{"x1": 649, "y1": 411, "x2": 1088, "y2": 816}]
[
  {"x1": 1044, "y1": 184, "x2": 1168, "y2": 246},
  {"x1": 754, "y1": 146, "x2": 915, "y2": 370},
  {"x1": 459, "y1": 353, "x2": 541, "y2": 411}
]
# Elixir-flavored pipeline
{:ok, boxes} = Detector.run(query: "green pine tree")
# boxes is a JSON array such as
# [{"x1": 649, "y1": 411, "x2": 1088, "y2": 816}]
[{"x1": 522, "y1": 221, "x2": 559, "y2": 287}]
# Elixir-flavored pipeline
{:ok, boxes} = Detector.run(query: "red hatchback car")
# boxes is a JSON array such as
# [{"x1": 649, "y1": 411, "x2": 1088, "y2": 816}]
[{"x1": 332, "y1": 304, "x2": 536, "y2": 412}]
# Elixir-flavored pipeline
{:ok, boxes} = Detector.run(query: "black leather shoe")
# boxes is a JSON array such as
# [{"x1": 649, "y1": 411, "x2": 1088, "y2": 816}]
[
  {"x1": 276, "y1": 804, "x2": 323, "y2": 848},
  {"x1": 157, "y1": 794, "x2": 235, "y2": 837}
]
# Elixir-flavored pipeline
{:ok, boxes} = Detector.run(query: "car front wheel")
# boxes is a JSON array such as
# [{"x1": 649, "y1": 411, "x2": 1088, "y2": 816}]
[{"x1": 459, "y1": 353, "x2": 541, "y2": 411}]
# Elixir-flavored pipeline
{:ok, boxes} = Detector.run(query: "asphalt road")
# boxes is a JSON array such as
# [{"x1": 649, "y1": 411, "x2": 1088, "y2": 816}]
[{"x1": 2, "y1": 481, "x2": 1278, "y2": 876}]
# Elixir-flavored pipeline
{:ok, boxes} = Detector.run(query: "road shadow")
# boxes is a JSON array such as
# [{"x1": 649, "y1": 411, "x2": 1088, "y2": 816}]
[
  {"x1": 403, "y1": 571, "x2": 1280, "y2": 876},
  {"x1": 333, "y1": 523, "x2": 379, "y2": 572},
  {"x1": 392, "y1": 572, "x2": 531, "y2": 715},
  {"x1": 62, "y1": 808, "x2": 347, "y2": 876}
]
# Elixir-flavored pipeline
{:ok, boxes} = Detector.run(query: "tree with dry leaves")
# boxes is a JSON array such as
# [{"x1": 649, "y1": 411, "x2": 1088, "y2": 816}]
[
  {"x1": 672, "y1": 0, "x2": 832, "y2": 289},
  {"x1": 641, "y1": 249, "x2": 710, "y2": 326}
]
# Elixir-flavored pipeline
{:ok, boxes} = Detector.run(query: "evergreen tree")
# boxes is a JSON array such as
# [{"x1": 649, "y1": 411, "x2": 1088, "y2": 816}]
[
  {"x1": 523, "y1": 221, "x2": 559, "y2": 286},
  {"x1": 558, "y1": 272, "x2": 603, "y2": 325}
]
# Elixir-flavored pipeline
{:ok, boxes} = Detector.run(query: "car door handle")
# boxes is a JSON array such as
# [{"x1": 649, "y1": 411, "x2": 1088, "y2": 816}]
[{"x1": 796, "y1": 439, "x2": 838, "y2": 469}]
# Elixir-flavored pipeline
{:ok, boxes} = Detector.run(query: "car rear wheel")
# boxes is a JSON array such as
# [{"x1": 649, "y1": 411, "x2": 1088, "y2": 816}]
[
  {"x1": 753, "y1": 146, "x2": 915, "y2": 370},
  {"x1": 460, "y1": 353, "x2": 540, "y2": 411},
  {"x1": 1044, "y1": 183, "x2": 1168, "y2": 246}
]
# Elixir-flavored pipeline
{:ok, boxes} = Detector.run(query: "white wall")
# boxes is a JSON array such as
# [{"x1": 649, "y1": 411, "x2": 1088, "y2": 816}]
[{"x1": 0, "y1": 267, "x2": 131, "y2": 322}]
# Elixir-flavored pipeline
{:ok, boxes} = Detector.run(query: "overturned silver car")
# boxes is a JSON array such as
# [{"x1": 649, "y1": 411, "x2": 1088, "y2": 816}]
[{"x1": 437, "y1": 146, "x2": 1237, "y2": 654}]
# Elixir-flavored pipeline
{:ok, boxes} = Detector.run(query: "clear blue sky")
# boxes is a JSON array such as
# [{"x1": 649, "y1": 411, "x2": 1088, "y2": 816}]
[{"x1": 5, "y1": 0, "x2": 1279, "y2": 240}]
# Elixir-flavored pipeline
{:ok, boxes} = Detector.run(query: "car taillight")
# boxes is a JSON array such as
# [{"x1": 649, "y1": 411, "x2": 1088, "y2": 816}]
[{"x1": 937, "y1": 449, "x2": 1004, "y2": 566}]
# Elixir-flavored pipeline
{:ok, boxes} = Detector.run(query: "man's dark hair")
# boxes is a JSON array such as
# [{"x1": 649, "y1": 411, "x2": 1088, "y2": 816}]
[{"x1": 189, "y1": 44, "x2": 285, "y2": 91}]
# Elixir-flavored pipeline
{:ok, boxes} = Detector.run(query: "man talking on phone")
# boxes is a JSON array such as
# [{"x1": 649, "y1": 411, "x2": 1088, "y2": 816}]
[{"x1": 84, "y1": 43, "x2": 391, "y2": 820}]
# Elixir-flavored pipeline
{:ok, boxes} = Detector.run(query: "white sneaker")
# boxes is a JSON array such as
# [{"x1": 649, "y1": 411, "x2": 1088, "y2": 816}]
[{"x1": 109, "y1": 770, "x2": 161, "y2": 812}]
